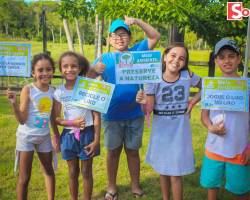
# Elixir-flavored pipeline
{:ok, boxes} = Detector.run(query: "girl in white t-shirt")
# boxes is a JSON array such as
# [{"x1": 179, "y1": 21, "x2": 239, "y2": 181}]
[
  {"x1": 136, "y1": 43, "x2": 201, "y2": 200},
  {"x1": 6, "y1": 53, "x2": 56, "y2": 200},
  {"x1": 52, "y1": 51, "x2": 100, "y2": 200}
]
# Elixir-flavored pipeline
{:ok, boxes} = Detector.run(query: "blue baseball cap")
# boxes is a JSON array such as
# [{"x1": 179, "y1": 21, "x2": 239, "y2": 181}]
[
  {"x1": 214, "y1": 38, "x2": 240, "y2": 56},
  {"x1": 109, "y1": 19, "x2": 130, "y2": 33}
]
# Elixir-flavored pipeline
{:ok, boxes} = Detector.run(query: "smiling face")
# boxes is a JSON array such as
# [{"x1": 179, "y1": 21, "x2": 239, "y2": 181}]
[
  {"x1": 60, "y1": 55, "x2": 80, "y2": 81},
  {"x1": 164, "y1": 47, "x2": 187, "y2": 74},
  {"x1": 32, "y1": 59, "x2": 54, "y2": 85},
  {"x1": 109, "y1": 28, "x2": 130, "y2": 52},
  {"x1": 215, "y1": 49, "x2": 240, "y2": 77}
]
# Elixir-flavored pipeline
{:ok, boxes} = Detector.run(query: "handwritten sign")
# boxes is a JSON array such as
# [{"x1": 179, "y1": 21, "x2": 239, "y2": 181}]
[
  {"x1": 0, "y1": 42, "x2": 31, "y2": 77},
  {"x1": 201, "y1": 77, "x2": 249, "y2": 112},
  {"x1": 71, "y1": 77, "x2": 115, "y2": 113},
  {"x1": 115, "y1": 51, "x2": 162, "y2": 84}
]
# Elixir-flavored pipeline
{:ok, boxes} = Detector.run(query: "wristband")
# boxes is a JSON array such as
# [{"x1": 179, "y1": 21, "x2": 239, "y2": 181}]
[{"x1": 66, "y1": 120, "x2": 74, "y2": 126}]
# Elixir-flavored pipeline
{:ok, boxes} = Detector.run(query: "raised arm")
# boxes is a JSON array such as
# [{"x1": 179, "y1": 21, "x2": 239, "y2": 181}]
[
  {"x1": 124, "y1": 16, "x2": 160, "y2": 49},
  {"x1": 6, "y1": 86, "x2": 30, "y2": 124}
]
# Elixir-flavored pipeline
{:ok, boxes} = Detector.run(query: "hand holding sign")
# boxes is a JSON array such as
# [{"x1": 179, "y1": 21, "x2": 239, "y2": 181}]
[
  {"x1": 94, "y1": 56, "x2": 105, "y2": 75},
  {"x1": 136, "y1": 89, "x2": 146, "y2": 104}
]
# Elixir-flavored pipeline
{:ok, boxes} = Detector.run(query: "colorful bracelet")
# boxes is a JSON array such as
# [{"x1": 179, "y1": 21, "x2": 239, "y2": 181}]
[{"x1": 66, "y1": 120, "x2": 74, "y2": 126}]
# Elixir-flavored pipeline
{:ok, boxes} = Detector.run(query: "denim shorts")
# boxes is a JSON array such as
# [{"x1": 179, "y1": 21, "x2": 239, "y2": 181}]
[
  {"x1": 60, "y1": 126, "x2": 100, "y2": 160},
  {"x1": 102, "y1": 116, "x2": 144, "y2": 150},
  {"x1": 200, "y1": 155, "x2": 250, "y2": 195}
]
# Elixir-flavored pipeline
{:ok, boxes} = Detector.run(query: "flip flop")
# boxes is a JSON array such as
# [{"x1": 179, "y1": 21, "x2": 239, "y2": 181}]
[
  {"x1": 133, "y1": 191, "x2": 145, "y2": 198},
  {"x1": 104, "y1": 191, "x2": 118, "y2": 200}
]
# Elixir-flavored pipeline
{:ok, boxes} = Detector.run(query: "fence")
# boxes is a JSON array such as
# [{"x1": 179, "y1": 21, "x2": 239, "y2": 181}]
[{"x1": 0, "y1": 61, "x2": 210, "y2": 93}]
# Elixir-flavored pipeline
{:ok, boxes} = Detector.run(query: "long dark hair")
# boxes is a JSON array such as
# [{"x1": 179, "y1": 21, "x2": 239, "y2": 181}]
[{"x1": 162, "y1": 43, "x2": 189, "y2": 73}]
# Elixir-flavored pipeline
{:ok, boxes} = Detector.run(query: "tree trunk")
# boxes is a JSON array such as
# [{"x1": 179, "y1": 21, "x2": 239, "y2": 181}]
[
  {"x1": 51, "y1": 27, "x2": 55, "y2": 43},
  {"x1": 75, "y1": 18, "x2": 84, "y2": 55},
  {"x1": 168, "y1": 24, "x2": 184, "y2": 44},
  {"x1": 37, "y1": 28, "x2": 40, "y2": 38},
  {"x1": 60, "y1": 27, "x2": 62, "y2": 43},
  {"x1": 208, "y1": 52, "x2": 215, "y2": 77},
  {"x1": 106, "y1": 19, "x2": 111, "y2": 52},
  {"x1": 94, "y1": 14, "x2": 99, "y2": 59},
  {"x1": 97, "y1": 17, "x2": 104, "y2": 58},
  {"x1": 63, "y1": 18, "x2": 74, "y2": 51},
  {"x1": 4, "y1": 23, "x2": 8, "y2": 35}
]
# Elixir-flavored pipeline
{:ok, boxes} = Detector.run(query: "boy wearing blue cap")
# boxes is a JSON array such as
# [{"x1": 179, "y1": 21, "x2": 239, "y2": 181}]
[
  {"x1": 90, "y1": 16, "x2": 160, "y2": 200},
  {"x1": 200, "y1": 38, "x2": 250, "y2": 200}
]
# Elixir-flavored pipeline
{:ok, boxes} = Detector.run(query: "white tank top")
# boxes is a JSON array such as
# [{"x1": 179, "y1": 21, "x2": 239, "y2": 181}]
[{"x1": 17, "y1": 83, "x2": 54, "y2": 139}]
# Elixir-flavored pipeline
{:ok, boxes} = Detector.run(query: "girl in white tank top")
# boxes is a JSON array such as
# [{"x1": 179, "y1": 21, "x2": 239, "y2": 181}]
[{"x1": 6, "y1": 53, "x2": 56, "y2": 200}]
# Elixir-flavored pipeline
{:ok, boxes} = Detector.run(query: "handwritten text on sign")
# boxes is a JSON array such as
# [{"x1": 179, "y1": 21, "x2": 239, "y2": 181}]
[
  {"x1": 201, "y1": 77, "x2": 249, "y2": 112},
  {"x1": 0, "y1": 42, "x2": 31, "y2": 77},
  {"x1": 71, "y1": 77, "x2": 115, "y2": 113}
]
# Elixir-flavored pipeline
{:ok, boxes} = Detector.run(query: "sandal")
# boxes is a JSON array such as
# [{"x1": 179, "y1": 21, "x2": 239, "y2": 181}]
[
  {"x1": 133, "y1": 191, "x2": 145, "y2": 198},
  {"x1": 104, "y1": 191, "x2": 118, "y2": 200}
]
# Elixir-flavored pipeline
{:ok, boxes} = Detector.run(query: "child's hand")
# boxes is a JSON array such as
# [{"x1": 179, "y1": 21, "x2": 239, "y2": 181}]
[
  {"x1": 124, "y1": 16, "x2": 137, "y2": 26},
  {"x1": 6, "y1": 89, "x2": 16, "y2": 104},
  {"x1": 84, "y1": 140, "x2": 100, "y2": 157},
  {"x1": 136, "y1": 89, "x2": 146, "y2": 104},
  {"x1": 73, "y1": 117, "x2": 85, "y2": 129},
  {"x1": 208, "y1": 121, "x2": 226, "y2": 135},
  {"x1": 94, "y1": 56, "x2": 105, "y2": 74},
  {"x1": 241, "y1": 146, "x2": 250, "y2": 165},
  {"x1": 186, "y1": 100, "x2": 195, "y2": 116},
  {"x1": 52, "y1": 134, "x2": 60, "y2": 153}
]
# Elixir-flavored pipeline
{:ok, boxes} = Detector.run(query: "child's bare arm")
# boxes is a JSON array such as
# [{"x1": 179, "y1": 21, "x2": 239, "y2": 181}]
[
  {"x1": 84, "y1": 111, "x2": 100, "y2": 157},
  {"x1": 53, "y1": 100, "x2": 85, "y2": 129},
  {"x1": 124, "y1": 16, "x2": 160, "y2": 49},
  {"x1": 186, "y1": 91, "x2": 201, "y2": 114},
  {"x1": 86, "y1": 56, "x2": 105, "y2": 79},
  {"x1": 6, "y1": 86, "x2": 29, "y2": 124},
  {"x1": 136, "y1": 89, "x2": 146, "y2": 105},
  {"x1": 201, "y1": 109, "x2": 226, "y2": 135},
  {"x1": 51, "y1": 100, "x2": 61, "y2": 151}
]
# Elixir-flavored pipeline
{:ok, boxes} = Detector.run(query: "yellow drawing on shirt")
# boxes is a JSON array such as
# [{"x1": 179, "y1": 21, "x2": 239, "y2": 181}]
[{"x1": 37, "y1": 97, "x2": 52, "y2": 114}]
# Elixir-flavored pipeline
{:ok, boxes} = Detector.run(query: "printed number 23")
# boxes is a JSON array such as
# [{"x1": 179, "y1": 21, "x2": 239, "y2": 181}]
[{"x1": 162, "y1": 86, "x2": 185, "y2": 102}]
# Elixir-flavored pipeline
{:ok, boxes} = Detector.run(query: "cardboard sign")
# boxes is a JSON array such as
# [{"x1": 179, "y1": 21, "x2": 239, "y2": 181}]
[
  {"x1": 201, "y1": 77, "x2": 249, "y2": 112},
  {"x1": 0, "y1": 42, "x2": 31, "y2": 77},
  {"x1": 115, "y1": 51, "x2": 162, "y2": 84},
  {"x1": 71, "y1": 77, "x2": 115, "y2": 113}
]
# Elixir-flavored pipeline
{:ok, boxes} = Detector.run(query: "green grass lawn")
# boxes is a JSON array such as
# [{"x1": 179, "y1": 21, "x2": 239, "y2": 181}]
[
  {"x1": 0, "y1": 40, "x2": 237, "y2": 199},
  {"x1": 0, "y1": 95, "x2": 235, "y2": 200}
]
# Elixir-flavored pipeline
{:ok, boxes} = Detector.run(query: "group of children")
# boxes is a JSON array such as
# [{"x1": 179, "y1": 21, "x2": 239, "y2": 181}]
[{"x1": 6, "y1": 16, "x2": 250, "y2": 200}]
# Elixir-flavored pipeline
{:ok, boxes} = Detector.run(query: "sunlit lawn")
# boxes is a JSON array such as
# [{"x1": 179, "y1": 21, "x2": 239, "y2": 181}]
[{"x1": 0, "y1": 95, "x2": 235, "y2": 200}]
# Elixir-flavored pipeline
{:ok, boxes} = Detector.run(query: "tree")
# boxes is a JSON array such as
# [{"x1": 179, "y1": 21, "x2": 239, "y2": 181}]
[{"x1": 96, "y1": 0, "x2": 249, "y2": 47}]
